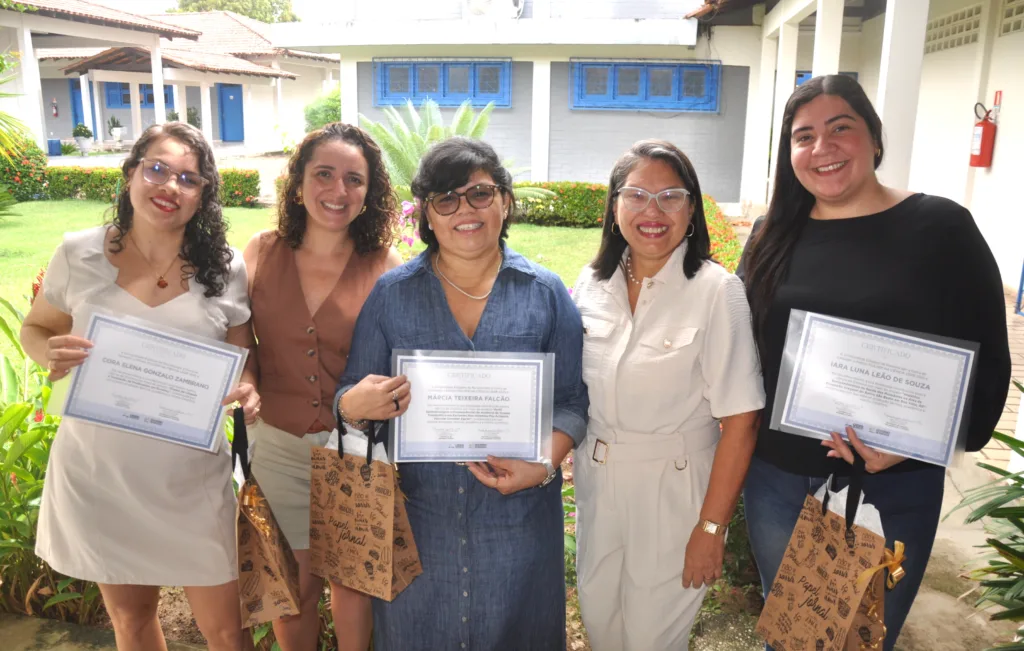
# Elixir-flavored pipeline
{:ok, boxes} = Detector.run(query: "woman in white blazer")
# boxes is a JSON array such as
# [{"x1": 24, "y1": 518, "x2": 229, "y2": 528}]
[{"x1": 572, "y1": 139, "x2": 765, "y2": 650}]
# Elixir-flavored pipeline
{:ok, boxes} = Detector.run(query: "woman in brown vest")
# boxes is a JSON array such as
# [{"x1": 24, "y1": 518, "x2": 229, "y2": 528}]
[{"x1": 242, "y1": 123, "x2": 401, "y2": 651}]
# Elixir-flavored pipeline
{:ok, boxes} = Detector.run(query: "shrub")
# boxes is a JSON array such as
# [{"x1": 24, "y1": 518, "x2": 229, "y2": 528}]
[
  {"x1": 304, "y1": 86, "x2": 341, "y2": 133},
  {"x1": 170, "y1": 107, "x2": 202, "y2": 129},
  {"x1": 0, "y1": 139, "x2": 48, "y2": 201},
  {"x1": 46, "y1": 166, "x2": 262, "y2": 207},
  {"x1": 59, "y1": 142, "x2": 78, "y2": 156},
  {"x1": 72, "y1": 123, "x2": 93, "y2": 139},
  {"x1": 220, "y1": 169, "x2": 261, "y2": 207}
]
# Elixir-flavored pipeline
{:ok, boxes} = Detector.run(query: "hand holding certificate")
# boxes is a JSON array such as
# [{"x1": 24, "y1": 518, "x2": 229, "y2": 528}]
[
  {"x1": 62, "y1": 309, "x2": 247, "y2": 452},
  {"x1": 771, "y1": 310, "x2": 978, "y2": 467}
]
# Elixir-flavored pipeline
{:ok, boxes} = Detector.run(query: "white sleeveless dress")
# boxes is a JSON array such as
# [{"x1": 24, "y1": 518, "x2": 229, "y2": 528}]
[{"x1": 35, "y1": 226, "x2": 250, "y2": 586}]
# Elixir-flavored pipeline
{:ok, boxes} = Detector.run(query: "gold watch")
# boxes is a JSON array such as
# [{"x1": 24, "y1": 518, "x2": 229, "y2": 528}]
[{"x1": 698, "y1": 519, "x2": 726, "y2": 536}]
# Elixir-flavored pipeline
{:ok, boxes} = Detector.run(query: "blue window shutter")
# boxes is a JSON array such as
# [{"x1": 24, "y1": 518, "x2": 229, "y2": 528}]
[
  {"x1": 571, "y1": 61, "x2": 721, "y2": 113},
  {"x1": 376, "y1": 60, "x2": 510, "y2": 108},
  {"x1": 105, "y1": 82, "x2": 121, "y2": 108}
]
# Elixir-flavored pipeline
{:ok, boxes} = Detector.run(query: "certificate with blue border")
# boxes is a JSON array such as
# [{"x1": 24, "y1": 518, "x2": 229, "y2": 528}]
[
  {"x1": 390, "y1": 350, "x2": 554, "y2": 463},
  {"x1": 63, "y1": 311, "x2": 246, "y2": 453},
  {"x1": 771, "y1": 310, "x2": 977, "y2": 467}
]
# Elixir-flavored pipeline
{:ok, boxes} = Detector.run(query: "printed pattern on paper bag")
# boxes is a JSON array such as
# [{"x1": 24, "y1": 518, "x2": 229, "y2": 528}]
[
  {"x1": 237, "y1": 478, "x2": 301, "y2": 628},
  {"x1": 308, "y1": 447, "x2": 423, "y2": 601},
  {"x1": 756, "y1": 495, "x2": 886, "y2": 651}
]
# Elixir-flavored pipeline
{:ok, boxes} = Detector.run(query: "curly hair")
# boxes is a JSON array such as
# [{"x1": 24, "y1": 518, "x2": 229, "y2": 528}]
[
  {"x1": 276, "y1": 123, "x2": 397, "y2": 253},
  {"x1": 108, "y1": 122, "x2": 233, "y2": 298}
]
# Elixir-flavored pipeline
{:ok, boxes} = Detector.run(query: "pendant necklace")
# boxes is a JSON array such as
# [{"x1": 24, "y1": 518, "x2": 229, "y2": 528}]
[
  {"x1": 434, "y1": 253, "x2": 502, "y2": 301},
  {"x1": 129, "y1": 232, "x2": 179, "y2": 289}
]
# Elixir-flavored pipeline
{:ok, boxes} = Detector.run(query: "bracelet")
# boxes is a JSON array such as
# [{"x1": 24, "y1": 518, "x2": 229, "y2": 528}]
[{"x1": 337, "y1": 398, "x2": 370, "y2": 431}]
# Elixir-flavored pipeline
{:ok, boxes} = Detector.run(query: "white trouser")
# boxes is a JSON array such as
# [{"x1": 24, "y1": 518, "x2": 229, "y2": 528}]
[{"x1": 575, "y1": 423, "x2": 720, "y2": 651}]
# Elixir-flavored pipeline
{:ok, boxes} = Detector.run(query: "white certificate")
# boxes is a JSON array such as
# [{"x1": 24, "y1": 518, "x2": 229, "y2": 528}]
[
  {"x1": 390, "y1": 350, "x2": 554, "y2": 463},
  {"x1": 63, "y1": 311, "x2": 246, "y2": 453},
  {"x1": 772, "y1": 311, "x2": 977, "y2": 467}
]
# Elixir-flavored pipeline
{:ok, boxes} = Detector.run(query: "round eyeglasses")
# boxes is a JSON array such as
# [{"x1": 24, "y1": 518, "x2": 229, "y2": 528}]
[
  {"x1": 617, "y1": 186, "x2": 690, "y2": 213},
  {"x1": 141, "y1": 159, "x2": 208, "y2": 196},
  {"x1": 426, "y1": 184, "x2": 502, "y2": 216}
]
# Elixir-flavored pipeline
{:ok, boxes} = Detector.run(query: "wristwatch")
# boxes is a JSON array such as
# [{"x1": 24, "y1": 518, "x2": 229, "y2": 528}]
[
  {"x1": 539, "y1": 459, "x2": 557, "y2": 487},
  {"x1": 698, "y1": 519, "x2": 727, "y2": 537}
]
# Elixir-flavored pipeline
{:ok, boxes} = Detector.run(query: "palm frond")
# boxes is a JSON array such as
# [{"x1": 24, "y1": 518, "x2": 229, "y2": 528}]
[
  {"x1": 403, "y1": 100, "x2": 422, "y2": 136},
  {"x1": 449, "y1": 100, "x2": 475, "y2": 137},
  {"x1": 468, "y1": 102, "x2": 496, "y2": 139}
]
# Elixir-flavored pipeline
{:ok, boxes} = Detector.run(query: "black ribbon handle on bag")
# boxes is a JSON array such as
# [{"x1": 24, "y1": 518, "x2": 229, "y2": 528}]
[
  {"x1": 334, "y1": 400, "x2": 376, "y2": 468},
  {"x1": 820, "y1": 450, "x2": 867, "y2": 548},
  {"x1": 231, "y1": 407, "x2": 251, "y2": 481}
]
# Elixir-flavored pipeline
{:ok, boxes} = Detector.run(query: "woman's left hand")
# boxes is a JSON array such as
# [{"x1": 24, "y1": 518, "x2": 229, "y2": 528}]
[
  {"x1": 222, "y1": 382, "x2": 261, "y2": 425},
  {"x1": 467, "y1": 456, "x2": 548, "y2": 495},
  {"x1": 822, "y1": 426, "x2": 905, "y2": 473},
  {"x1": 682, "y1": 527, "x2": 724, "y2": 589}
]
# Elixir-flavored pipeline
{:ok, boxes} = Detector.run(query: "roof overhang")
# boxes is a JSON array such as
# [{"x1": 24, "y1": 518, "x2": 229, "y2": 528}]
[
  {"x1": 60, "y1": 45, "x2": 297, "y2": 79},
  {"x1": 14, "y1": 1, "x2": 199, "y2": 40}
]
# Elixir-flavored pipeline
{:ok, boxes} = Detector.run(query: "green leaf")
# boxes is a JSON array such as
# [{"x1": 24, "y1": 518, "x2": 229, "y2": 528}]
[
  {"x1": 0, "y1": 295, "x2": 25, "y2": 323},
  {"x1": 252, "y1": 623, "x2": 271, "y2": 644},
  {"x1": 83, "y1": 583, "x2": 100, "y2": 602},
  {"x1": 43, "y1": 592, "x2": 83, "y2": 609},
  {"x1": 450, "y1": 100, "x2": 474, "y2": 136},
  {"x1": 57, "y1": 577, "x2": 76, "y2": 591},
  {"x1": 403, "y1": 100, "x2": 422, "y2": 137},
  {"x1": 0, "y1": 517, "x2": 30, "y2": 537},
  {"x1": 0, "y1": 402, "x2": 32, "y2": 442},
  {"x1": 0, "y1": 312, "x2": 25, "y2": 359},
  {"x1": 2, "y1": 426, "x2": 48, "y2": 472},
  {"x1": 468, "y1": 102, "x2": 496, "y2": 139},
  {"x1": 1, "y1": 354, "x2": 18, "y2": 405},
  {"x1": 993, "y1": 431, "x2": 1024, "y2": 458},
  {"x1": 425, "y1": 123, "x2": 445, "y2": 144}
]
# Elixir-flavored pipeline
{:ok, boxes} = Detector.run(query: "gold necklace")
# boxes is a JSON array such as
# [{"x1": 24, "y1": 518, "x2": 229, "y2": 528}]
[
  {"x1": 433, "y1": 253, "x2": 502, "y2": 301},
  {"x1": 128, "y1": 232, "x2": 179, "y2": 289}
]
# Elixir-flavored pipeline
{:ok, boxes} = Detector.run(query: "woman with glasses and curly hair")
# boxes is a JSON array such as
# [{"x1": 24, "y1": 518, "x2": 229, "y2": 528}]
[
  {"x1": 242, "y1": 122, "x2": 401, "y2": 651},
  {"x1": 336, "y1": 137, "x2": 589, "y2": 651},
  {"x1": 21, "y1": 122, "x2": 259, "y2": 651}
]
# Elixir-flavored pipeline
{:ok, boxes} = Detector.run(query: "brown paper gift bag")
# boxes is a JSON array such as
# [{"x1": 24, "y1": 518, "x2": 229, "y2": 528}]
[
  {"x1": 756, "y1": 464, "x2": 906, "y2": 651},
  {"x1": 308, "y1": 441, "x2": 423, "y2": 602},
  {"x1": 232, "y1": 411, "x2": 302, "y2": 627}
]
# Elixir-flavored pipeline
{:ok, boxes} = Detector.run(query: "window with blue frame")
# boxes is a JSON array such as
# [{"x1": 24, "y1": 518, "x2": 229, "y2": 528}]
[
  {"x1": 104, "y1": 82, "x2": 174, "y2": 109},
  {"x1": 571, "y1": 61, "x2": 721, "y2": 112},
  {"x1": 375, "y1": 60, "x2": 512, "y2": 108},
  {"x1": 796, "y1": 71, "x2": 859, "y2": 85}
]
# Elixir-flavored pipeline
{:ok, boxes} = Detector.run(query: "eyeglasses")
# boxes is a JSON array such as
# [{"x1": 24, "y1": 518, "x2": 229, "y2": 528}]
[
  {"x1": 141, "y1": 159, "x2": 208, "y2": 195},
  {"x1": 617, "y1": 186, "x2": 690, "y2": 213},
  {"x1": 426, "y1": 184, "x2": 503, "y2": 216}
]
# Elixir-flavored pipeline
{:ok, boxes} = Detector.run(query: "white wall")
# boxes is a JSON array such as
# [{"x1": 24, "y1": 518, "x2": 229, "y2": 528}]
[
  {"x1": 277, "y1": 62, "x2": 331, "y2": 146},
  {"x1": 858, "y1": 14, "x2": 884, "y2": 104},
  {"x1": 966, "y1": 28, "x2": 1024, "y2": 286}
]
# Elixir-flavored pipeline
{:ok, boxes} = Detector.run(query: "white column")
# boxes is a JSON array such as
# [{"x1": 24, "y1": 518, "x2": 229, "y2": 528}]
[
  {"x1": 533, "y1": 0, "x2": 551, "y2": 18},
  {"x1": 811, "y1": 0, "x2": 844, "y2": 78},
  {"x1": 741, "y1": 34, "x2": 778, "y2": 207},
  {"x1": 79, "y1": 74, "x2": 94, "y2": 142},
  {"x1": 171, "y1": 84, "x2": 183, "y2": 120},
  {"x1": 129, "y1": 80, "x2": 143, "y2": 141},
  {"x1": 530, "y1": 59, "x2": 551, "y2": 182},
  {"x1": 769, "y1": 22, "x2": 799, "y2": 186},
  {"x1": 322, "y1": 67, "x2": 331, "y2": 94},
  {"x1": 339, "y1": 59, "x2": 358, "y2": 126},
  {"x1": 16, "y1": 26, "x2": 45, "y2": 148},
  {"x1": 199, "y1": 82, "x2": 214, "y2": 142},
  {"x1": 92, "y1": 78, "x2": 104, "y2": 144},
  {"x1": 274, "y1": 77, "x2": 285, "y2": 129},
  {"x1": 242, "y1": 83, "x2": 251, "y2": 148},
  {"x1": 150, "y1": 43, "x2": 166, "y2": 124},
  {"x1": 874, "y1": 0, "x2": 928, "y2": 190}
]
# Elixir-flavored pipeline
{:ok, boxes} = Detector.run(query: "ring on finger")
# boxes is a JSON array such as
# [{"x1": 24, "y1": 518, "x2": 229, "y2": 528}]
[
  {"x1": 392, "y1": 397, "x2": 400, "y2": 412},
  {"x1": 47, "y1": 360, "x2": 56, "y2": 372}
]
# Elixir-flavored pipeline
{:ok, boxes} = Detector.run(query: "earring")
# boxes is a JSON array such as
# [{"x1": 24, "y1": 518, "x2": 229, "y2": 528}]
[
  {"x1": 611, "y1": 222, "x2": 621, "y2": 235},
  {"x1": 358, "y1": 205, "x2": 366, "y2": 216},
  {"x1": 685, "y1": 223, "x2": 695, "y2": 238},
  {"x1": 428, "y1": 221, "x2": 434, "y2": 231},
  {"x1": 875, "y1": 147, "x2": 881, "y2": 158},
  {"x1": 294, "y1": 192, "x2": 304, "y2": 206}
]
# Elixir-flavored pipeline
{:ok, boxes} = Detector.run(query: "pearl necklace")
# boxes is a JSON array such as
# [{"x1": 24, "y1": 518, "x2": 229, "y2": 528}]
[
  {"x1": 624, "y1": 255, "x2": 643, "y2": 287},
  {"x1": 433, "y1": 253, "x2": 502, "y2": 301}
]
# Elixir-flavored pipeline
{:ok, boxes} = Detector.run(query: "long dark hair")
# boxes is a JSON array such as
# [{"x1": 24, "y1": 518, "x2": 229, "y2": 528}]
[
  {"x1": 412, "y1": 137, "x2": 516, "y2": 251},
  {"x1": 743, "y1": 75, "x2": 885, "y2": 345},
  {"x1": 277, "y1": 122, "x2": 397, "y2": 253},
  {"x1": 591, "y1": 139, "x2": 711, "y2": 280},
  {"x1": 108, "y1": 122, "x2": 231, "y2": 298}
]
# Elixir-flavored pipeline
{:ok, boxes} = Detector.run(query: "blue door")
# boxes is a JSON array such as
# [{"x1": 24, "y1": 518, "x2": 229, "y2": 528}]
[
  {"x1": 217, "y1": 83, "x2": 244, "y2": 142},
  {"x1": 68, "y1": 79, "x2": 98, "y2": 137}
]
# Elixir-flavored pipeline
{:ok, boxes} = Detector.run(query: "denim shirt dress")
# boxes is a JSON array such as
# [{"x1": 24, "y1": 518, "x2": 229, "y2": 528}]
[{"x1": 336, "y1": 246, "x2": 589, "y2": 651}]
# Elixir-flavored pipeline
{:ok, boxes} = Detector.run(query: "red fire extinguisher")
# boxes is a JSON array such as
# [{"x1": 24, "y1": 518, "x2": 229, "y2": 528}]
[
  {"x1": 51, "y1": 98, "x2": 58, "y2": 118},
  {"x1": 970, "y1": 101, "x2": 996, "y2": 167}
]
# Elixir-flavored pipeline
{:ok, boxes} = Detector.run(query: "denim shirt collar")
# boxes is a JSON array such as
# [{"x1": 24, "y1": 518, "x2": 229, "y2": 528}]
[{"x1": 407, "y1": 243, "x2": 538, "y2": 279}]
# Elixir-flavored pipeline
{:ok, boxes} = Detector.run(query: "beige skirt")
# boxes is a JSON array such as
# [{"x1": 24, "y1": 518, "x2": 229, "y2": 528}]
[{"x1": 250, "y1": 421, "x2": 332, "y2": 551}]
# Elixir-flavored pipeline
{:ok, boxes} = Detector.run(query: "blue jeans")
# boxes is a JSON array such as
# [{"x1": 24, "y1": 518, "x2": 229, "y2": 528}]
[{"x1": 743, "y1": 456, "x2": 945, "y2": 651}]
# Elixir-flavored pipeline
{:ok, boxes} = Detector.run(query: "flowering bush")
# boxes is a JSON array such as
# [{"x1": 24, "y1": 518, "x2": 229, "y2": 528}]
[
  {"x1": 514, "y1": 181, "x2": 607, "y2": 228},
  {"x1": 0, "y1": 139, "x2": 48, "y2": 201},
  {"x1": 395, "y1": 200, "x2": 420, "y2": 260},
  {"x1": 45, "y1": 166, "x2": 262, "y2": 207}
]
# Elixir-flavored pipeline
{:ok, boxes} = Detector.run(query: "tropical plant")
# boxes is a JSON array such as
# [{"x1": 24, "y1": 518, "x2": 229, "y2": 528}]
[
  {"x1": 0, "y1": 137, "x2": 47, "y2": 201},
  {"x1": 187, "y1": 106, "x2": 201, "y2": 129},
  {"x1": 305, "y1": 86, "x2": 341, "y2": 133},
  {"x1": 359, "y1": 99, "x2": 554, "y2": 204},
  {"x1": 950, "y1": 401, "x2": 1024, "y2": 650},
  {"x1": 72, "y1": 123, "x2": 93, "y2": 139},
  {"x1": 59, "y1": 142, "x2": 78, "y2": 156},
  {"x1": 106, "y1": 116, "x2": 122, "y2": 136},
  {"x1": 0, "y1": 291, "x2": 106, "y2": 624},
  {"x1": 167, "y1": 109, "x2": 180, "y2": 122},
  {"x1": 0, "y1": 50, "x2": 29, "y2": 164}
]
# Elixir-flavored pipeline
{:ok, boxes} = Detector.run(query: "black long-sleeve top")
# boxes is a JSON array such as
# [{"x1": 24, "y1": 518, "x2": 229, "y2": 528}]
[{"x1": 737, "y1": 193, "x2": 1011, "y2": 477}]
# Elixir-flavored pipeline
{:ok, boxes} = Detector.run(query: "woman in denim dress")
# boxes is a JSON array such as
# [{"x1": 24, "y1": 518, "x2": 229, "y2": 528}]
[{"x1": 335, "y1": 137, "x2": 589, "y2": 651}]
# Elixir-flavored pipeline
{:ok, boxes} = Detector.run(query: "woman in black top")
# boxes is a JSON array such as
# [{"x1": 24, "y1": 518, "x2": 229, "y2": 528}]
[{"x1": 737, "y1": 75, "x2": 1010, "y2": 650}]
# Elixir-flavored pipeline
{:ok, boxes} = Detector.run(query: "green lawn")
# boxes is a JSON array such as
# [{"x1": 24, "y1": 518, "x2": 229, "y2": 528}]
[{"x1": 0, "y1": 199, "x2": 602, "y2": 317}]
